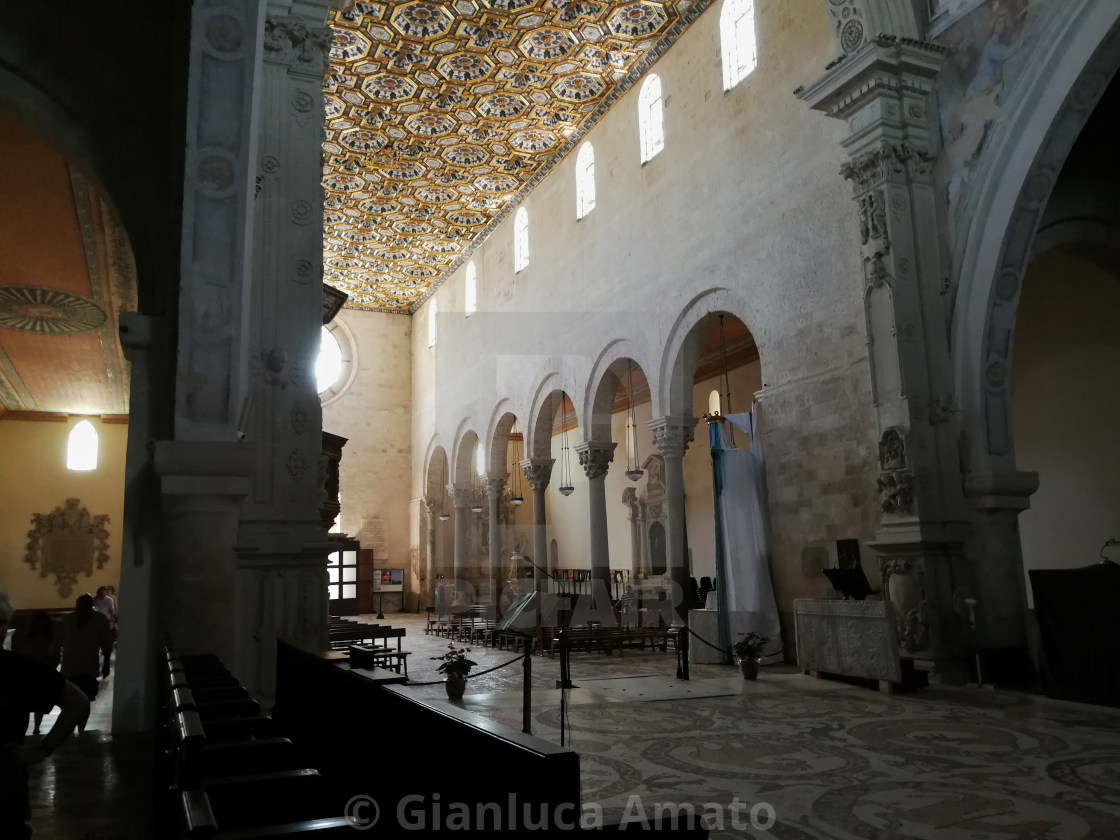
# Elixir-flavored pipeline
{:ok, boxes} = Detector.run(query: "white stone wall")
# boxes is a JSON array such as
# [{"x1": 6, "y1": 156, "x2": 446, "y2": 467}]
[
  {"x1": 322, "y1": 309, "x2": 414, "y2": 592},
  {"x1": 403, "y1": 0, "x2": 880, "y2": 628}
]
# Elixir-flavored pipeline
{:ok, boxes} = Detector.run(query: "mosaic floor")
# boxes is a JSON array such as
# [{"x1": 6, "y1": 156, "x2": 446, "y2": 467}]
[{"x1": 24, "y1": 611, "x2": 1120, "y2": 838}]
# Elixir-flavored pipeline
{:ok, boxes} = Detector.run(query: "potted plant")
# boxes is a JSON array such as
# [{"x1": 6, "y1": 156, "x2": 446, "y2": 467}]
[
  {"x1": 432, "y1": 642, "x2": 477, "y2": 700},
  {"x1": 731, "y1": 631, "x2": 768, "y2": 680}
]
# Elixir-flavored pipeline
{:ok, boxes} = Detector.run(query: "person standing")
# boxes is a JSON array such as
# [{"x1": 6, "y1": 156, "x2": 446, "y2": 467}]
[
  {"x1": 1, "y1": 592, "x2": 90, "y2": 840},
  {"x1": 58, "y1": 595, "x2": 112, "y2": 733}
]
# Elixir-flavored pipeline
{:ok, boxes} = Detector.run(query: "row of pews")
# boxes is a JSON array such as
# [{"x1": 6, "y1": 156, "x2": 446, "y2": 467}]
[
  {"x1": 327, "y1": 617, "x2": 410, "y2": 675},
  {"x1": 161, "y1": 647, "x2": 354, "y2": 838}
]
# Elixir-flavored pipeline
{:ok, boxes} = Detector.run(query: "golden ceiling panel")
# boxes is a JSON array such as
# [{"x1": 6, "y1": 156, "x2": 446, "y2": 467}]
[{"x1": 324, "y1": 0, "x2": 713, "y2": 313}]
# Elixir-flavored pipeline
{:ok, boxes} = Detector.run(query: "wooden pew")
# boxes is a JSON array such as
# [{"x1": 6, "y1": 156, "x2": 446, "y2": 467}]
[{"x1": 346, "y1": 626, "x2": 409, "y2": 676}]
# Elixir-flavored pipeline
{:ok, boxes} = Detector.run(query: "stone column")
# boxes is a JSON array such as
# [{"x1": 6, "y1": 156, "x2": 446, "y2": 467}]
[
  {"x1": 233, "y1": 0, "x2": 334, "y2": 705},
  {"x1": 798, "y1": 37, "x2": 1001, "y2": 681},
  {"x1": 576, "y1": 442, "x2": 615, "y2": 602},
  {"x1": 521, "y1": 459, "x2": 554, "y2": 591},
  {"x1": 424, "y1": 498, "x2": 438, "y2": 607},
  {"x1": 449, "y1": 485, "x2": 470, "y2": 596},
  {"x1": 648, "y1": 417, "x2": 696, "y2": 623},
  {"x1": 622, "y1": 488, "x2": 641, "y2": 579},
  {"x1": 485, "y1": 478, "x2": 506, "y2": 605}
]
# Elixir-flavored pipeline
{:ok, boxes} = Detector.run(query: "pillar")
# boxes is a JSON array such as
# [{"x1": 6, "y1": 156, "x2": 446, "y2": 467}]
[
  {"x1": 424, "y1": 498, "x2": 438, "y2": 607},
  {"x1": 648, "y1": 417, "x2": 695, "y2": 623},
  {"x1": 233, "y1": 1, "x2": 334, "y2": 705},
  {"x1": 521, "y1": 459, "x2": 554, "y2": 591},
  {"x1": 485, "y1": 477, "x2": 506, "y2": 605},
  {"x1": 798, "y1": 36, "x2": 999, "y2": 681},
  {"x1": 449, "y1": 485, "x2": 470, "y2": 597},
  {"x1": 576, "y1": 442, "x2": 615, "y2": 602}
]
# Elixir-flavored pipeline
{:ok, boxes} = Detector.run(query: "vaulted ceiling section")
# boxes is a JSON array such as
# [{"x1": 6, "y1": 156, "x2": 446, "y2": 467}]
[{"x1": 323, "y1": 0, "x2": 712, "y2": 312}]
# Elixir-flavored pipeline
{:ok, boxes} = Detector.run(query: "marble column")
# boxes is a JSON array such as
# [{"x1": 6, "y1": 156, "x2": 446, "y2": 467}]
[
  {"x1": 449, "y1": 485, "x2": 470, "y2": 598},
  {"x1": 576, "y1": 442, "x2": 616, "y2": 602},
  {"x1": 649, "y1": 417, "x2": 696, "y2": 623},
  {"x1": 485, "y1": 478, "x2": 505, "y2": 605},
  {"x1": 424, "y1": 498, "x2": 438, "y2": 607},
  {"x1": 521, "y1": 459, "x2": 554, "y2": 591}
]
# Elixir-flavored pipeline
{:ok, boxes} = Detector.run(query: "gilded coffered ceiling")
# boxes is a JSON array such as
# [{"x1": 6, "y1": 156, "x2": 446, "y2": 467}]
[{"x1": 323, "y1": 0, "x2": 712, "y2": 313}]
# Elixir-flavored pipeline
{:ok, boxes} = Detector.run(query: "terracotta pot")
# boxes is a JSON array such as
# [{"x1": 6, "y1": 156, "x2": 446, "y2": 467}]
[
  {"x1": 738, "y1": 658, "x2": 760, "y2": 680},
  {"x1": 445, "y1": 676, "x2": 467, "y2": 700}
]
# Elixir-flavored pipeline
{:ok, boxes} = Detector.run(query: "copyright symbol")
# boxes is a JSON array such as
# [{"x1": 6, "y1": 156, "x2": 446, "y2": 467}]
[{"x1": 344, "y1": 795, "x2": 379, "y2": 830}]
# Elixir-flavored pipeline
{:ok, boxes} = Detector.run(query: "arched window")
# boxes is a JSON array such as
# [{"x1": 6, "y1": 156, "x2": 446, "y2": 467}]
[
  {"x1": 721, "y1": 0, "x2": 757, "y2": 91},
  {"x1": 66, "y1": 420, "x2": 98, "y2": 471},
  {"x1": 638, "y1": 74, "x2": 664, "y2": 163},
  {"x1": 428, "y1": 299, "x2": 438, "y2": 347},
  {"x1": 514, "y1": 206, "x2": 529, "y2": 272},
  {"x1": 465, "y1": 261, "x2": 477, "y2": 316},
  {"x1": 318, "y1": 320, "x2": 358, "y2": 406},
  {"x1": 575, "y1": 142, "x2": 596, "y2": 219}
]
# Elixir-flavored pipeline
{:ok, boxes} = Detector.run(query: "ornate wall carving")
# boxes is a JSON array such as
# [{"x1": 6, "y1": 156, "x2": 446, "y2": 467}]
[
  {"x1": 24, "y1": 499, "x2": 111, "y2": 598},
  {"x1": 876, "y1": 428, "x2": 914, "y2": 515}
]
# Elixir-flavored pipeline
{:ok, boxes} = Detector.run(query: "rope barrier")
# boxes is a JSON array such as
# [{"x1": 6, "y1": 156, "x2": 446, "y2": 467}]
[{"x1": 404, "y1": 652, "x2": 526, "y2": 686}]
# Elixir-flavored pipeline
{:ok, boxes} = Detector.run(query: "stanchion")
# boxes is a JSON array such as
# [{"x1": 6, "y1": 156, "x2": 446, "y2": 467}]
[
  {"x1": 522, "y1": 637, "x2": 532, "y2": 735},
  {"x1": 558, "y1": 629, "x2": 573, "y2": 689},
  {"x1": 676, "y1": 626, "x2": 690, "y2": 681}
]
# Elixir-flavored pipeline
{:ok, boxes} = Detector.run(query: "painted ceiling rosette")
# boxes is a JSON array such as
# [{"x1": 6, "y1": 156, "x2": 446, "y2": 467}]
[{"x1": 324, "y1": 0, "x2": 712, "y2": 313}]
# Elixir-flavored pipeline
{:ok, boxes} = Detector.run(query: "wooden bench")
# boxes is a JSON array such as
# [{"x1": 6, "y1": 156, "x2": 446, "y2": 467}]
[
  {"x1": 550, "y1": 626, "x2": 673, "y2": 657},
  {"x1": 347, "y1": 626, "x2": 410, "y2": 676}
]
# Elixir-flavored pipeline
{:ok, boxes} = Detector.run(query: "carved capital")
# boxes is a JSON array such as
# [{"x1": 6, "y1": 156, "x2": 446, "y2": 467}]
[
  {"x1": 647, "y1": 416, "x2": 697, "y2": 460},
  {"x1": 575, "y1": 442, "x2": 615, "y2": 481},
  {"x1": 840, "y1": 141, "x2": 931, "y2": 195},
  {"x1": 520, "y1": 459, "x2": 554, "y2": 492},
  {"x1": 424, "y1": 498, "x2": 438, "y2": 516},
  {"x1": 447, "y1": 484, "x2": 472, "y2": 509},
  {"x1": 263, "y1": 15, "x2": 330, "y2": 74},
  {"x1": 484, "y1": 477, "x2": 506, "y2": 501}
]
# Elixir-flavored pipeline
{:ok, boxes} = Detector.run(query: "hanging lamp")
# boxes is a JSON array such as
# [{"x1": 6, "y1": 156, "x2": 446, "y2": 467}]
[
  {"x1": 558, "y1": 394, "x2": 575, "y2": 496},
  {"x1": 438, "y1": 472, "x2": 451, "y2": 521},
  {"x1": 624, "y1": 360, "x2": 644, "y2": 481}
]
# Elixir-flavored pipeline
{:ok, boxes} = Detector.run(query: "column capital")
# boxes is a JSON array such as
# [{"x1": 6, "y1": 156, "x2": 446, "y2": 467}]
[
  {"x1": 483, "y1": 477, "x2": 506, "y2": 501},
  {"x1": 447, "y1": 485, "x2": 471, "y2": 508},
  {"x1": 263, "y1": 14, "x2": 331, "y2": 75},
  {"x1": 963, "y1": 470, "x2": 1040, "y2": 512},
  {"x1": 575, "y1": 442, "x2": 615, "y2": 481},
  {"x1": 423, "y1": 498, "x2": 438, "y2": 516},
  {"x1": 647, "y1": 417, "x2": 697, "y2": 460},
  {"x1": 520, "y1": 458, "x2": 555, "y2": 491}
]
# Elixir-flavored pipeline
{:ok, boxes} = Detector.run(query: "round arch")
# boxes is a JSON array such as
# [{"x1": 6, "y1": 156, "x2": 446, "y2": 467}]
[
  {"x1": 485, "y1": 405, "x2": 522, "y2": 479},
  {"x1": 952, "y1": 8, "x2": 1120, "y2": 480},
  {"x1": 661, "y1": 288, "x2": 765, "y2": 420},
  {"x1": 450, "y1": 427, "x2": 481, "y2": 487},
  {"x1": 583, "y1": 340, "x2": 655, "y2": 442},
  {"x1": 423, "y1": 443, "x2": 450, "y2": 504},
  {"x1": 524, "y1": 371, "x2": 581, "y2": 459}
]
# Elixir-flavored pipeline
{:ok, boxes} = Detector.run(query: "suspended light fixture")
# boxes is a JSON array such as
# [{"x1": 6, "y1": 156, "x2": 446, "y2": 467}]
[
  {"x1": 558, "y1": 394, "x2": 575, "y2": 496},
  {"x1": 624, "y1": 359, "x2": 644, "y2": 481},
  {"x1": 509, "y1": 430, "x2": 524, "y2": 506}
]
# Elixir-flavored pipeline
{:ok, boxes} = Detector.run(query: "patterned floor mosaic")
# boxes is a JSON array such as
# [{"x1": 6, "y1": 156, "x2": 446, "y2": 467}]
[{"x1": 24, "y1": 612, "x2": 1120, "y2": 838}]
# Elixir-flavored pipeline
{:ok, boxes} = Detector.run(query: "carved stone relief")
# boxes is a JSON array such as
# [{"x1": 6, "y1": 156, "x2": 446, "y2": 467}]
[
  {"x1": 24, "y1": 499, "x2": 111, "y2": 598},
  {"x1": 880, "y1": 557, "x2": 930, "y2": 653},
  {"x1": 876, "y1": 428, "x2": 915, "y2": 514}
]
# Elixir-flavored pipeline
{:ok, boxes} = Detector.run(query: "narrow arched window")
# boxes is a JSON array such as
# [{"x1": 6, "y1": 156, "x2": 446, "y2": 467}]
[
  {"x1": 575, "y1": 142, "x2": 596, "y2": 219},
  {"x1": 465, "y1": 261, "x2": 477, "y2": 316},
  {"x1": 638, "y1": 74, "x2": 664, "y2": 163},
  {"x1": 316, "y1": 325, "x2": 343, "y2": 394},
  {"x1": 514, "y1": 206, "x2": 529, "y2": 272},
  {"x1": 721, "y1": 0, "x2": 757, "y2": 91},
  {"x1": 67, "y1": 420, "x2": 98, "y2": 471},
  {"x1": 428, "y1": 299, "x2": 438, "y2": 347}
]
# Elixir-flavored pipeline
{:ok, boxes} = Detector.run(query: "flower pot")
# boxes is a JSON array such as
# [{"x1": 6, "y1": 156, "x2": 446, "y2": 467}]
[
  {"x1": 738, "y1": 658, "x2": 760, "y2": 680},
  {"x1": 445, "y1": 676, "x2": 467, "y2": 700}
]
